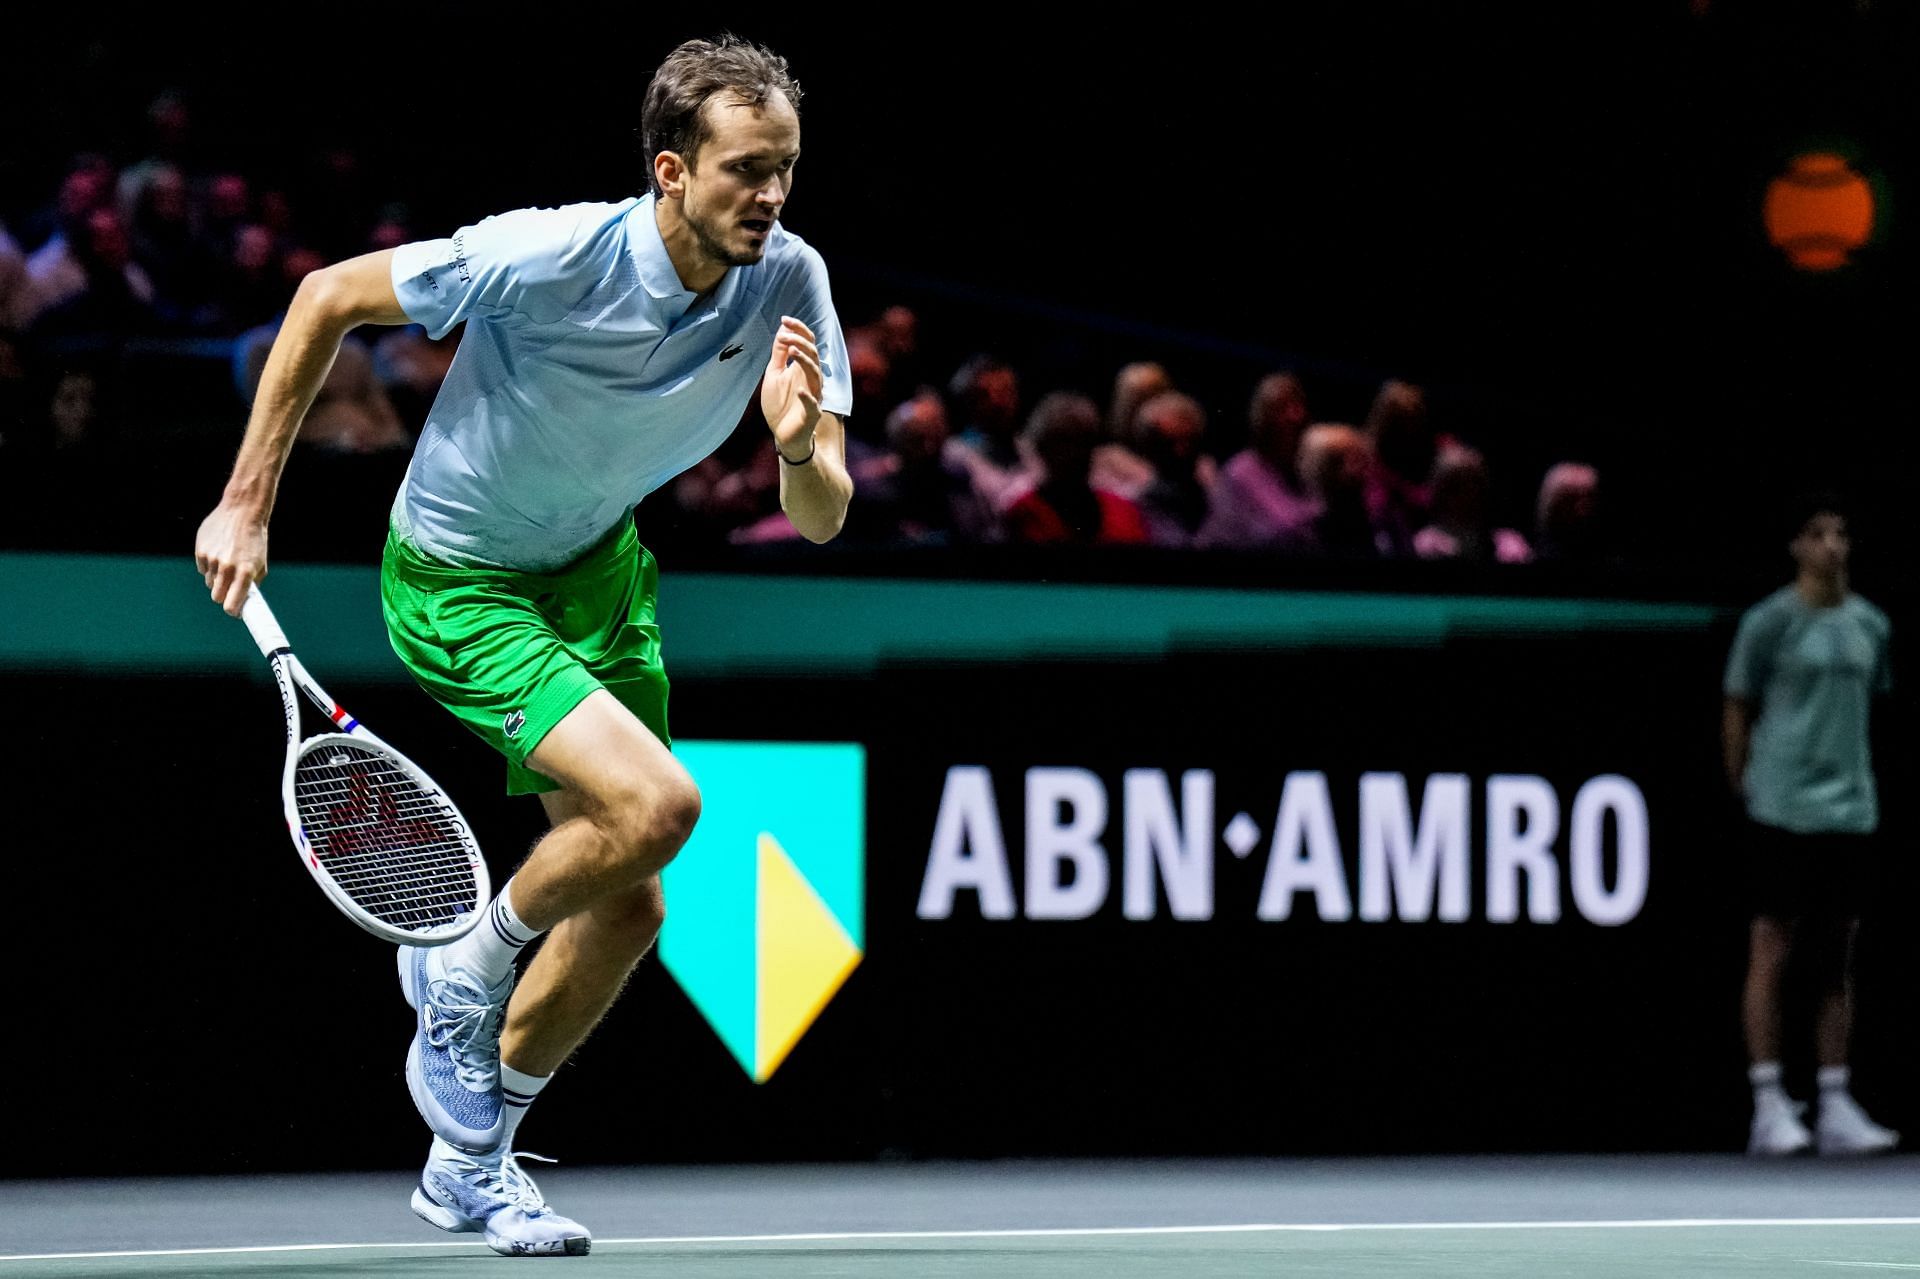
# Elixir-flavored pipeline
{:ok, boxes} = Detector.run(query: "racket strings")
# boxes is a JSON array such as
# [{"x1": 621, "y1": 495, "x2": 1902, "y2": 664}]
[{"x1": 294, "y1": 742, "x2": 481, "y2": 930}]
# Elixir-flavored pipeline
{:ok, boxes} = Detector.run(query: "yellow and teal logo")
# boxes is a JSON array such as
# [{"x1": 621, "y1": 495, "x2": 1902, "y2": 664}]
[{"x1": 660, "y1": 741, "x2": 864, "y2": 1082}]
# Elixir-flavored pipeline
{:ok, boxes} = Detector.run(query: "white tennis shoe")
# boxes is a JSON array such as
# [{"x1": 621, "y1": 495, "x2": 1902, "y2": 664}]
[
  {"x1": 1748, "y1": 1093, "x2": 1813, "y2": 1157},
  {"x1": 1816, "y1": 1091, "x2": 1900, "y2": 1157},
  {"x1": 411, "y1": 1137, "x2": 592, "y2": 1257},
  {"x1": 399, "y1": 945, "x2": 512, "y2": 1152}
]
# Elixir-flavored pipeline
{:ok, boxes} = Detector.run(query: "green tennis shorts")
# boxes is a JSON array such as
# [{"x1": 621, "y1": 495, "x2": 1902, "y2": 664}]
[{"x1": 380, "y1": 519, "x2": 670, "y2": 796}]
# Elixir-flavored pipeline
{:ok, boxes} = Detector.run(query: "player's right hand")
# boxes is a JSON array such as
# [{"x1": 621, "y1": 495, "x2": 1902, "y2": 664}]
[{"x1": 195, "y1": 500, "x2": 269, "y2": 617}]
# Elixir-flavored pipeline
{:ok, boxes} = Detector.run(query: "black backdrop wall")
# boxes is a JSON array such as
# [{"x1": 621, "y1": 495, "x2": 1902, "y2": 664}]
[{"x1": 14, "y1": 618, "x2": 1917, "y2": 1177}]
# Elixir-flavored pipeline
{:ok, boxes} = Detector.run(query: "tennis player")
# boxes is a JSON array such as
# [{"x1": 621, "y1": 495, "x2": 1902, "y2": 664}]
[{"x1": 194, "y1": 37, "x2": 852, "y2": 1256}]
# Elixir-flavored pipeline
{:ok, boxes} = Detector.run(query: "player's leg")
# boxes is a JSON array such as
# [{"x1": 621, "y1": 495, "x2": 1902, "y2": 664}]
[
  {"x1": 427, "y1": 687, "x2": 688, "y2": 1137},
  {"x1": 1743, "y1": 913, "x2": 1810, "y2": 1156},
  {"x1": 503, "y1": 785, "x2": 668, "y2": 1081},
  {"x1": 1812, "y1": 915, "x2": 1859, "y2": 1071},
  {"x1": 1743, "y1": 819, "x2": 1814, "y2": 1156},
  {"x1": 409, "y1": 695, "x2": 687, "y2": 1259},
  {"x1": 1809, "y1": 908, "x2": 1897, "y2": 1155},
  {"x1": 502, "y1": 687, "x2": 696, "y2": 931},
  {"x1": 1742, "y1": 915, "x2": 1795, "y2": 1067},
  {"x1": 453, "y1": 788, "x2": 670, "y2": 1182}
]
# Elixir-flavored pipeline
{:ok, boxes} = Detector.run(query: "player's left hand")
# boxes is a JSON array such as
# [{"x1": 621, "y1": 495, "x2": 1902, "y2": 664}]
[{"x1": 762, "y1": 315, "x2": 824, "y2": 462}]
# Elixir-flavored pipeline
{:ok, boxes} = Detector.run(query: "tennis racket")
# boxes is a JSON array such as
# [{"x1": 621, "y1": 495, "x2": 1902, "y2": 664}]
[{"x1": 239, "y1": 586, "x2": 487, "y2": 945}]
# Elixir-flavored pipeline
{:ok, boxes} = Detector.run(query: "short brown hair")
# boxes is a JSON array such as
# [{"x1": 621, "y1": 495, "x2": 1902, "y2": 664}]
[{"x1": 640, "y1": 36, "x2": 802, "y2": 196}]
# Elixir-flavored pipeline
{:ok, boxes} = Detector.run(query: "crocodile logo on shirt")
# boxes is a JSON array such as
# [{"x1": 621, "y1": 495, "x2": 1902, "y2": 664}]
[
  {"x1": 503, "y1": 710, "x2": 526, "y2": 740},
  {"x1": 719, "y1": 343, "x2": 746, "y2": 362}
]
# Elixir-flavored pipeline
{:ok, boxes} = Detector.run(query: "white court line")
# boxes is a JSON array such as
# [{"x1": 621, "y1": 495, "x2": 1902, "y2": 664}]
[{"x1": 8, "y1": 1218, "x2": 1920, "y2": 1263}]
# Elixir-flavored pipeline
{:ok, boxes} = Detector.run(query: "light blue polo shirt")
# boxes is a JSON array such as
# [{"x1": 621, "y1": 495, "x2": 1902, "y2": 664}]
[
  {"x1": 1725, "y1": 586, "x2": 1892, "y2": 834},
  {"x1": 388, "y1": 195, "x2": 852, "y2": 570}
]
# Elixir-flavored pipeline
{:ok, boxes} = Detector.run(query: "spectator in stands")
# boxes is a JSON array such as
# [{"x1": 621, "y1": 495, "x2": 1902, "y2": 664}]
[
  {"x1": 1001, "y1": 392, "x2": 1147, "y2": 545},
  {"x1": 1363, "y1": 378, "x2": 1443, "y2": 533},
  {"x1": 1282, "y1": 423, "x2": 1405, "y2": 558},
  {"x1": 375, "y1": 325, "x2": 460, "y2": 432},
  {"x1": 874, "y1": 304, "x2": 923, "y2": 404},
  {"x1": 1094, "y1": 360, "x2": 1172, "y2": 498},
  {"x1": 120, "y1": 162, "x2": 219, "y2": 331},
  {"x1": 1413, "y1": 443, "x2": 1531, "y2": 563},
  {"x1": 1129, "y1": 390, "x2": 1212, "y2": 546},
  {"x1": 847, "y1": 389, "x2": 991, "y2": 545},
  {"x1": 18, "y1": 156, "x2": 116, "y2": 254},
  {"x1": 1107, "y1": 361, "x2": 1172, "y2": 440},
  {"x1": 46, "y1": 367, "x2": 102, "y2": 449},
  {"x1": 221, "y1": 223, "x2": 290, "y2": 332},
  {"x1": 20, "y1": 160, "x2": 138, "y2": 331},
  {"x1": 1196, "y1": 371, "x2": 1314, "y2": 548},
  {"x1": 946, "y1": 354, "x2": 1028, "y2": 510},
  {"x1": 1535, "y1": 461, "x2": 1604, "y2": 563},
  {"x1": 841, "y1": 328, "x2": 890, "y2": 465},
  {"x1": 25, "y1": 207, "x2": 156, "y2": 338},
  {"x1": 949, "y1": 354, "x2": 1022, "y2": 468},
  {"x1": 1725, "y1": 493, "x2": 1898, "y2": 1158},
  {"x1": 240, "y1": 321, "x2": 407, "y2": 453},
  {"x1": 197, "y1": 173, "x2": 253, "y2": 262},
  {"x1": 673, "y1": 421, "x2": 783, "y2": 545}
]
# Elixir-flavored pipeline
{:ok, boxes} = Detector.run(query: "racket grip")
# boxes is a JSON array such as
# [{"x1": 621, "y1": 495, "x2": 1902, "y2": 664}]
[{"x1": 239, "y1": 586, "x2": 291, "y2": 656}]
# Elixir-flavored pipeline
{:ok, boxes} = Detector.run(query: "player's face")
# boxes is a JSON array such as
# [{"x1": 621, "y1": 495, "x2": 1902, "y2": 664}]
[
  {"x1": 684, "y1": 93, "x2": 801, "y2": 268},
  {"x1": 1792, "y1": 512, "x2": 1850, "y2": 578}
]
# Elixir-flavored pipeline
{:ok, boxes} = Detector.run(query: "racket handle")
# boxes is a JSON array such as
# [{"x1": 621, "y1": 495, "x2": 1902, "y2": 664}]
[{"x1": 239, "y1": 585, "x2": 291, "y2": 657}]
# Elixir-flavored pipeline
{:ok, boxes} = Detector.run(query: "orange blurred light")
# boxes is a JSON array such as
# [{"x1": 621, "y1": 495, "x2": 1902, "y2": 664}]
[{"x1": 1763, "y1": 153, "x2": 1875, "y2": 272}]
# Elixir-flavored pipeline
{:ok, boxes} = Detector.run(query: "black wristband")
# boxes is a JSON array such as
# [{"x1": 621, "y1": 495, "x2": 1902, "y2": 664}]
[{"x1": 778, "y1": 437, "x2": 817, "y2": 466}]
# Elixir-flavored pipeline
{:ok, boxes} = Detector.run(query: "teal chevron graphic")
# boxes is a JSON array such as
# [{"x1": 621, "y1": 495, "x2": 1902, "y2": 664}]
[{"x1": 660, "y1": 741, "x2": 865, "y2": 1081}]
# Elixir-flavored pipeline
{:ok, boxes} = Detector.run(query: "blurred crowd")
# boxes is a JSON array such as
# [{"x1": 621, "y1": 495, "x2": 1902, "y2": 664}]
[
  {"x1": 694, "y1": 342, "x2": 1606, "y2": 563},
  {"x1": 1, "y1": 95, "x2": 1605, "y2": 565}
]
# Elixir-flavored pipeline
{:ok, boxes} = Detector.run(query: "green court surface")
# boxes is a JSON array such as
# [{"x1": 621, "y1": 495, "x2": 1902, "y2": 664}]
[{"x1": 8, "y1": 1158, "x2": 1920, "y2": 1277}]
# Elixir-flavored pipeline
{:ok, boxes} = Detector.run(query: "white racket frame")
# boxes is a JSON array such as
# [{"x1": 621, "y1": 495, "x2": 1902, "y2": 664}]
[{"x1": 240, "y1": 587, "x2": 488, "y2": 945}]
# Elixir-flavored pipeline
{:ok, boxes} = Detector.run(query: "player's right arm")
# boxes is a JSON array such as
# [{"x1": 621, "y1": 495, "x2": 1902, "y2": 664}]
[{"x1": 195, "y1": 250, "x2": 409, "y2": 615}]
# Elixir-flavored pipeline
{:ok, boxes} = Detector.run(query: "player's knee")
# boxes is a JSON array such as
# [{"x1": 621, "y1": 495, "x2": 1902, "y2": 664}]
[
  {"x1": 601, "y1": 770, "x2": 701, "y2": 874},
  {"x1": 648, "y1": 773, "x2": 701, "y2": 864}
]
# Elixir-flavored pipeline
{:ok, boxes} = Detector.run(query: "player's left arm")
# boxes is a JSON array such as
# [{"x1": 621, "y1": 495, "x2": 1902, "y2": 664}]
[{"x1": 763, "y1": 315, "x2": 853, "y2": 543}]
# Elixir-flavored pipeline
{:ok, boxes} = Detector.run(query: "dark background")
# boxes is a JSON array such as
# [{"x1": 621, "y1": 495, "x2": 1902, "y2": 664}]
[{"x1": 3, "y1": 4, "x2": 1912, "y2": 567}]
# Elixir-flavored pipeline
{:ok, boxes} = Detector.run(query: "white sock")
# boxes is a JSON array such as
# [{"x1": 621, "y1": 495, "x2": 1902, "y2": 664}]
[
  {"x1": 1818, "y1": 1065, "x2": 1852, "y2": 1098},
  {"x1": 1750, "y1": 1060, "x2": 1790, "y2": 1106},
  {"x1": 500, "y1": 1062, "x2": 551, "y2": 1150},
  {"x1": 444, "y1": 877, "x2": 544, "y2": 988}
]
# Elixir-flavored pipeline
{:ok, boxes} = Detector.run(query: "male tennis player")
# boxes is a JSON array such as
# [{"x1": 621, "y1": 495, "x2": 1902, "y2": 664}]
[{"x1": 195, "y1": 37, "x2": 852, "y2": 1257}]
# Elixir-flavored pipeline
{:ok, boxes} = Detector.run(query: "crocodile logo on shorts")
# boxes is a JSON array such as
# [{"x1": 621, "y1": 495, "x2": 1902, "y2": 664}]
[
  {"x1": 719, "y1": 343, "x2": 746, "y2": 362},
  {"x1": 503, "y1": 710, "x2": 527, "y2": 740}
]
